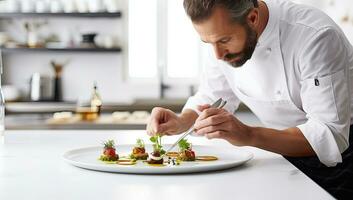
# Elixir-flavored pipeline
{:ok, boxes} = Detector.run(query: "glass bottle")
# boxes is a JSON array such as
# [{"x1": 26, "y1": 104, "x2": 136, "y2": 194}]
[{"x1": 90, "y1": 82, "x2": 102, "y2": 115}]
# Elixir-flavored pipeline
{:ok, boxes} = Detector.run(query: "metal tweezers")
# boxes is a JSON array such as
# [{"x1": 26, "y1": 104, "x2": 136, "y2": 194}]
[{"x1": 165, "y1": 98, "x2": 227, "y2": 154}]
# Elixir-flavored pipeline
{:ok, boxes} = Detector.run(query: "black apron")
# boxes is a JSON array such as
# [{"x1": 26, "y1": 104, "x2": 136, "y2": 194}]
[{"x1": 284, "y1": 125, "x2": 353, "y2": 199}]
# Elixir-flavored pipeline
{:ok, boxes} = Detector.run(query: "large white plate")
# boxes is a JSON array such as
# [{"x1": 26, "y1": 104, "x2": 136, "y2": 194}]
[{"x1": 63, "y1": 145, "x2": 253, "y2": 174}]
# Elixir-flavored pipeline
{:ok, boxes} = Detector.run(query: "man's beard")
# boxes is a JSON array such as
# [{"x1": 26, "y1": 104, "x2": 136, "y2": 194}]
[{"x1": 225, "y1": 24, "x2": 258, "y2": 68}]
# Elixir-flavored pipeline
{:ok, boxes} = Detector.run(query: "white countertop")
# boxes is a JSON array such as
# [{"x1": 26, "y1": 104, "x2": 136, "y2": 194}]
[{"x1": 0, "y1": 130, "x2": 334, "y2": 200}]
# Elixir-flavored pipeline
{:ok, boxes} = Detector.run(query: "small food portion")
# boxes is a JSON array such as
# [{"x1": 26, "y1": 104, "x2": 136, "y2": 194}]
[
  {"x1": 178, "y1": 139, "x2": 196, "y2": 161},
  {"x1": 166, "y1": 152, "x2": 179, "y2": 158},
  {"x1": 99, "y1": 140, "x2": 119, "y2": 162},
  {"x1": 117, "y1": 160, "x2": 136, "y2": 165},
  {"x1": 196, "y1": 156, "x2": 218, "y2": 161},
  {"x1": 130, "y1": 138, "x2": 148, "y2": 160},
  {"x1": 148, "y1": 151, "x2": 164, "y2": 165},
  {"x1": 147, "y1": 135, "x2": 166, "y2": 165}
]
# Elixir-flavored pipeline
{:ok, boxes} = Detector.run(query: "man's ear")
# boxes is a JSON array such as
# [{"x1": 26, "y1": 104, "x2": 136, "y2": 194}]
[{"x1": 247, "y1": 8, "x2": 259, "y2": 29}]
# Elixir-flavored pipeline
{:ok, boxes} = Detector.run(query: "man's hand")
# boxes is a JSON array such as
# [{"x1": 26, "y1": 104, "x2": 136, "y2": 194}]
[
  {"x1": 146, "y1": 107, "x2": 198, "y2": 136},
  {"x1": 194, "y1": 105, "x2": 253, "y2": 146},
  {"x1": 194, "y1": 104, "x2": 315, "y2": 157}
]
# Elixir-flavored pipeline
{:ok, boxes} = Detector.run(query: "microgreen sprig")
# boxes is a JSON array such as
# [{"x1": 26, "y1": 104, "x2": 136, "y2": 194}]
[
  {"x1": 102, "y1": 140, "x2": 115, "y2": 149},
  {"x1": 178, "y1": 138, "x2": 191, "y2": 151},
  {"x1": 150, "y1": 134, "x2": 165, "y2": 154},
  {"x1": 135, "y1": 138, "x2": 145, "y2": 148}
]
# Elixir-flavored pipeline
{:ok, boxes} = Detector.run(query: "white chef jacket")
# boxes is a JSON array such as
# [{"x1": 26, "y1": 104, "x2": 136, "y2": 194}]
[{"x1": 183, "y1": 0, "x2": 353, "y2": 167}]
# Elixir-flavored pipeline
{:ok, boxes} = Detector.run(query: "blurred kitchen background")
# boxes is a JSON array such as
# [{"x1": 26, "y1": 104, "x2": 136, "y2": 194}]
[{"x1": 0, "y1": 0, "x2": 352, "y2": 130}]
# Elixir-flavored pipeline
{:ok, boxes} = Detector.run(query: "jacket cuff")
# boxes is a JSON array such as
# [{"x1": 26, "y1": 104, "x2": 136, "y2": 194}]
[{"x1": 297, "y1": 120, "x2": 342, "y2": 167}]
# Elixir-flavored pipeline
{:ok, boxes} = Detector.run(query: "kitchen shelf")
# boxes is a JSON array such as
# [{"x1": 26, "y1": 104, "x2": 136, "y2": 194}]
[
  {"x1": 5, "y1": 99, "x2": 188, "y2": 114},
  {"x1": 0, "y1": 12, "x2": 122, "y2": 18},
  {"x1": 0, "y1": 47, "x2": 122, "y2": 53}
]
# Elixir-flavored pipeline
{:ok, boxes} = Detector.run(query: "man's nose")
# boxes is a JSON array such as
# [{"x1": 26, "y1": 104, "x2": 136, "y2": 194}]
[{"x1": 213, "y1": 45, "x2": 226, "y2": 60}]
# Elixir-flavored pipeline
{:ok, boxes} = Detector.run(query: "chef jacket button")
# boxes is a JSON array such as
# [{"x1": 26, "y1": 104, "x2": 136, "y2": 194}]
[
  {"x1": 266, "y1": 47, "x2": 272, "y2": 53},
  {"x1": 276, "y1": 90, "x2": 281, "y2": 95}
]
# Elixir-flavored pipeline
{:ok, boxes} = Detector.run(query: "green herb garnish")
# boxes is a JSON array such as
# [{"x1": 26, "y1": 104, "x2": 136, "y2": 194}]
[
  {"x1": 178, "y1": 138, "x2": 191, "y2": 151},
  {"x1": 102, "y1": 140, "x2": 115, "y2": 149},
  {"x1": 135, "y1": 138, "x2": 145, "y2": 148},
  {"x1": 150, "y1": 134, "x2": 165, "y2": 155}
]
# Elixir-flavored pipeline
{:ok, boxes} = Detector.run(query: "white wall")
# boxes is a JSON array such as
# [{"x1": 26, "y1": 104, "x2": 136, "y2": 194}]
[
  {"x1": 294, "y1": 0, "x2": 353, "y2": 43},
  {"x1": 2, "y1": 0, "x2": 353, "y2": 103},
  {"x1": 2, "y1": 0, "x2": 163, "y2": 103}
]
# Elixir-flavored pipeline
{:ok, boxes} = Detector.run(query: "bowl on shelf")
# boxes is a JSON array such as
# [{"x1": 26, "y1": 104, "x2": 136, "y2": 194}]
[
  {"x1": 80, "y1": 33, "x2": 97, "y2": 48},
  {"x1": 2, "y1": 85, "x2": 21, "y2": 102},
  {"x1": 81, "y1": 33, "x2": 96, "y2": 42}
]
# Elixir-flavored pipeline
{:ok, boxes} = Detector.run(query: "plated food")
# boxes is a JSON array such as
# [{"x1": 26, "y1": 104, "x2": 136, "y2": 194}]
[
  {"x1": 147, "y1": 135, "x2": 165, "y2": 165},
  {"x1": 98, "y1": 135, "x2": 219, "y2": 167},
  {"x1": 64, "y1": 145, "x2": 253, "y2": 174},
  {"x1": 130, "y1": 138, "x2": 148, "y2": 160},
  {"x1": 196, "y1": 156, "x2": 218, "y2": 161},
  {"x1": 99, "y1": 140, "x2": 119, "y2": 162},
  {"x1": 165, "y1": 151, "x2": 179, "y2": 158},
  {"x1": 177, "y1": 139, "x2": 196, "y2": 161}
]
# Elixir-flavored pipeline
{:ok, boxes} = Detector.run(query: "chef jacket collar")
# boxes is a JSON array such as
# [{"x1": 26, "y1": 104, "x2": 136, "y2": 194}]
[{"x1": 256, "y1": 0, "x2": 278, "y2": 47}]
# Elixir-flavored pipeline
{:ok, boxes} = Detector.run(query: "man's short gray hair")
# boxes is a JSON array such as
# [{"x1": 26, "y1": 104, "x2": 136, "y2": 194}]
[{"x1": 183, "y1": 0, "x2": 258, "y2": 24}]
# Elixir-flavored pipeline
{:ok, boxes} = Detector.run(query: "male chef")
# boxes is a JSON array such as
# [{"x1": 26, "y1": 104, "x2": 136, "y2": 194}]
[{"x1": 147, "y1": 0, "x2": 353, "y2": 198}]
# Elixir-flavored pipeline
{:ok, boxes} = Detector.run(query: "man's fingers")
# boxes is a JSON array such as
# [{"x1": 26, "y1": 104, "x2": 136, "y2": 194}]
[
  {"x1": 148, "y1": 118, "x2": 174, "y2": 136},
  {"x1": 147, "y1": 121, "x2": 157, "y2": 136},
  {"x1": 205, "y1": 131, "x2": 226, "y2": 139},
  {"x1": 147, "y1": 107, "x2": 167, "y2": 135},
  {"x1": 195, "y1": 124, "x2": 227, "y2": 136},
  {"x1": 155, "y1": 122, "x2": 171, "y2": 135},
  {"x1": 197, "y1": 108, "x2": 226, "y2": 121},
  {"x1": 194, "y1": 114, "x2": 227, "y2": 130},
  {"x1": 197, "y1": 104, "x2": 211, "y2": 112},
  {"x1": 152, "y1": 118, "x2": 160, "y2": 133}
]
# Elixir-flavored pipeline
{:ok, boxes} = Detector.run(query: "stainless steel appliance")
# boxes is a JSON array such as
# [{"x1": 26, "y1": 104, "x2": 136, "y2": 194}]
[{"x1": 30, "y1": 73, "x2": 53, "y2": 101}]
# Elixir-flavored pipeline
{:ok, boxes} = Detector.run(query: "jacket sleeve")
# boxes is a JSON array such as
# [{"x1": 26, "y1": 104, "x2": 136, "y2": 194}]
[{"x1": 297, "y1": 27, "x2": 352, "y2": 167}]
